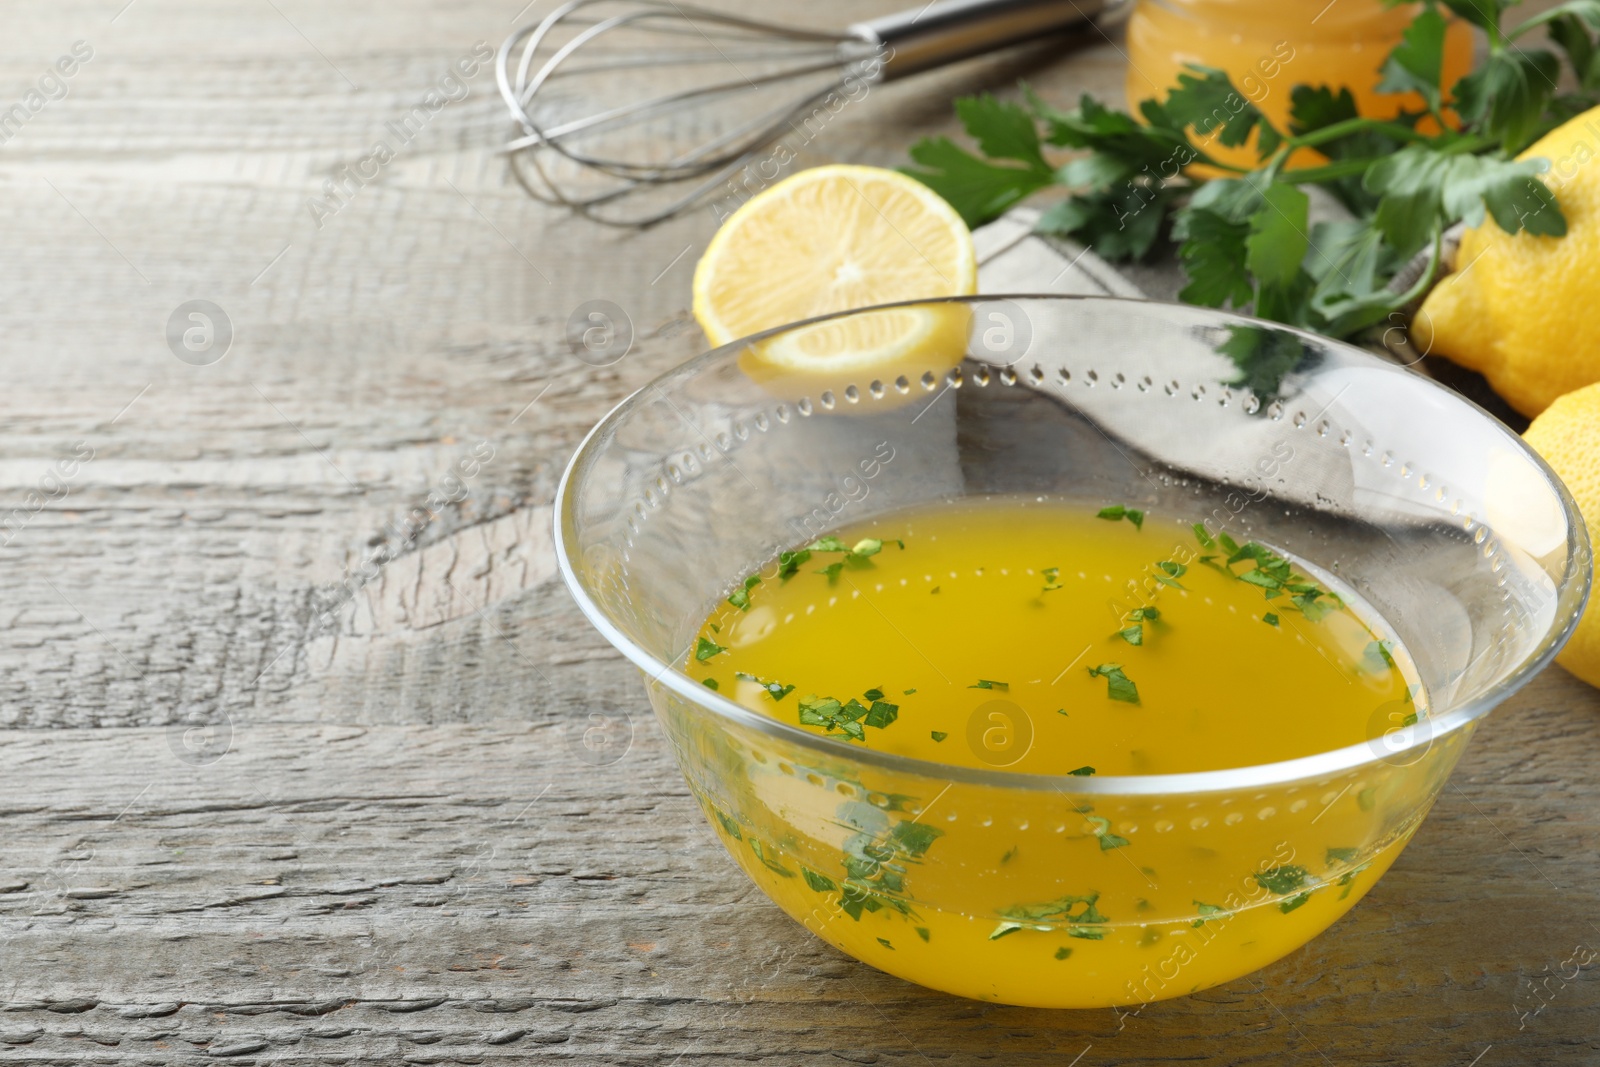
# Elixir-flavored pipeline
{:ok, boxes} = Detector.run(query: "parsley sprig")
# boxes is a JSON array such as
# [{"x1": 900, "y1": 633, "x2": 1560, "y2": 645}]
[
  {"x1": 905, "y1": 0, "x2": 1589, "y2": 346},
  {"x1": 1088, "y1": 663, "x2": 1140, "y2": 704}
]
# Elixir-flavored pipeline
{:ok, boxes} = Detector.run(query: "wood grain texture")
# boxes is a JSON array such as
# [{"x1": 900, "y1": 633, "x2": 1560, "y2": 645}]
[{"x1": 0, "y1": 0, "x2": 1595, "y2": 1063}]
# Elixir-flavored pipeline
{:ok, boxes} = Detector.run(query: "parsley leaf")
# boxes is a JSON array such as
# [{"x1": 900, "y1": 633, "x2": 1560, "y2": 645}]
[
  {"x1": 1164, "y1": 65, "x2": 1281, "y2": 153},
  {"x1": 1245, "y1": 182, "x2": 1311, "y2": 289},
  {"x1": 1117, "y1": 605, "x2": 1160, "y2": 645},
  {"x1": 1068, "y1": 765, "x2": 1096, "y2": 776},
  {"x1": 777, "y1": 549, "x2": 811, "y2": 580},
  {"x1": 736, "y1": 672, "x2": 794, "y2": 701},
  {"x1": 1454, "y1": 48, "x2": 1563, "y2": 152},
  {"x1": 797, "y1": 690, "x2": 900, "y2": 742},
  {"x1": 1088, "y1": 663, "x2": 1140, "y2": 705},
  {"x1": 1376, "y1": 3, "x2": 1450, "y2": 113},
  {"x1": 864, "y1": 700, "x2": 900, "y2": 729},
  {"x1": 970, "y1": 679, "x2": 1009, "y2": 690},
  {"x1": 727, "y1": 574, "x2": 760, "y2": 611},
  {"x1": 1087, "y1": 814, "x2": 1130, "y2": 850},
  {"x1": 1192, "y1": 901, "x2": 1225, "y2": 927},
  {"x1": 902, "y1": 95, "x2": 1055, "y2": 227},
  {"x1": 931, "y1": 730, "x2": 948, "y2": 742},
  {"x1": 694, "y1": 636, "x2": 727, "y2": 662},
  {"x1": 1097, "y1": 504, "x2": 1145, "y2": 530},
  {"x1": 991, "y1": 891, "x2": 1109, "y2": 941},
  {"x1": 1255, "y1": 865, "x2": 1309, "y2": 895},
  {"x1": 1280, "y1": 891, "x2": 1312, "y2": 913}
]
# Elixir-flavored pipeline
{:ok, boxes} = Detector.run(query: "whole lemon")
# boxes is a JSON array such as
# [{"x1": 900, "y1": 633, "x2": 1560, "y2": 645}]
[
  {"x1": 1414, "y1": 106, "x2": 1600, "y2": 417},
  {"x1": 1523, "y1": 381, "x2": 1600, "y2": 687}
]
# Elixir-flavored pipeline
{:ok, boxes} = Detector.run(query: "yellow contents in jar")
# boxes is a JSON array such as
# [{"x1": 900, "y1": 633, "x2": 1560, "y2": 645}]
[{"x1": 1125, "y1": 0, "x2": 1474, "y2": 169}]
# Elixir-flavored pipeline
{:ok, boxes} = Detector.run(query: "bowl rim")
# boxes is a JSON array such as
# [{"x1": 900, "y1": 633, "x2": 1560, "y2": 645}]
[{"x1": 554, "y1": 294, "x2": 1592, "y2": 796}]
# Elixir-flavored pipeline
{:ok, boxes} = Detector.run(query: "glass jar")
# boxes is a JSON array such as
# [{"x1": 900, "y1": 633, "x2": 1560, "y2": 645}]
[{"x1": 1125, "y1": 0, "x2": 1474, "y2": 167}]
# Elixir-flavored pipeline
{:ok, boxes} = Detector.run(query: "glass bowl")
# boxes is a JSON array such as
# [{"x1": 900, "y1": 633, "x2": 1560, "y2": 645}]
[{"x1": 554, "y1": 295, "x2": 1590, "y2": 1009}]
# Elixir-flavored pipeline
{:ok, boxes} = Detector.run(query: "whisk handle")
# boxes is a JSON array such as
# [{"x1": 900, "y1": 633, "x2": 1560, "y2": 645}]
[{"x1": 849, "y1": 0, "x2": 1116, "y2": 81}]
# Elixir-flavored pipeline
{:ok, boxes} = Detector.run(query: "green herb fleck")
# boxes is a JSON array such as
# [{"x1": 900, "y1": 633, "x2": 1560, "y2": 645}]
[
  {"x1": 1254, "y1": 865, "x2": 1309, "y2": 895},
  {"x1": 1097, "y1": 504, "x2": 1145, "y2": 530},
  {"x1": 877, "y1": 936, "x2": 894, "y2": 950},
  {"x1": 1280, "y1": 891, "x2": 1312, "y2": 914},
  {"x1": 1153, "y1": 560, "x2": 1187, "y2": 588},
  {"x1": 1263, "y1": 612, "x2": 1279, "y2": 626},
  {"x1": 863, "y1": 687, "x2": 885, "y2": 701},
  {"x1": 748, "y1": 838, "x2": 794, "y2": 877},
  {"x1": 713, "y1": 809, "x2": 741, "y2": 840},
  {"x1": 1087, "y1": 814, "x2": 1130, "y2": 850},
  {"x1": 1193, "y1": 523, "x2": 1218, "y2": 550},
  {"x1": 1088, "y1": 663, "x2": 1140, "y2": 705},
  {"x1": 904, "y1": 687, "x2": 918, "y2": 695},
  {"x1": 852, "y1": 538, "x2": 884, "y2": 558},
  {"x1": 1054, "y1": 946, "x2": 1073, "y2": 960},
  {"x1": 736, "y1": 672, "x2": 795, "y2": 701},
  {"x1": 863, "y1": 700, "x2": 900, "y2": 729},
  {"x1": 694, "y1": 636, "x2": 727, "y2": 662},
  {"x1": 916, "y1": 926, "x2": 931, "y2": 942},
  {"x1": 1055, "y1": 708, "x2": 1068, "y2": 717},
  {"x1": 1042, "y1": 566, "x2": 1062, "y2": 592},
  {"x1": 797, "y1": 695, "x2": 865, "y2": 742},
  {"x1": 891, "y1": 821, "x2": 944, "y2": 858},
  {"x1": 930, "y1": 731, "x2": 948, "y2": 742},
  {"x1": 1364, "y1": 639, "x2": 1397, "y2": 670},
  {"x1": 702, "y1": 678, "x2": 719, "y2": 691},
  {"x1": 728, "y1": 574, "x2": 761, "y2": 611},
  {"x1": 1326, "y1": 846, "x2": 1359, "y2": 866},
  {"x1": 990, "y1": 891, "x2": 1108, "y2": 941},
  {"x1": 801, "y1": 866, "x2": 836, "y2": 892},
  {"x1": 810, "y1": 536, "x2": 850, "y2": 552},
  {"x1": 1068, "y1": 766, "x2": 1096, "y2": 776},
  {"x1": 1192, "y1": 901, "x2": 1225, "y2": 927},
  {"x1": 1337, "y1": 862, "x2": 1372, "y2": 900},
  {"x1": 1001, "y1": 846, "x2": 1018, "y2": 864},
  {"x1": 970, "y1": 679, "x2": 1009, "y2": 690},
  {"x1": 777, "y1": 548, "x2": 811, "y2": 580},
  {"x1": 1357, "y1": 786, "x2": 1377, "y2": 811},
  {"x1": 1118, "y1": 605, "x2": 1161, "y2": 645}
]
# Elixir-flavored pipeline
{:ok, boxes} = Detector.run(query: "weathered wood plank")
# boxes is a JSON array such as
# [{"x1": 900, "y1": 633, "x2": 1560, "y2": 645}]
[{"x1": 0, "y1": 665, "x2": 1596, "y2": 1063}]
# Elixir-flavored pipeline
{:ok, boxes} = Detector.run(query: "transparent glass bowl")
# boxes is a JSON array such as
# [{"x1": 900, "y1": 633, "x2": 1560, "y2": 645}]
[{"x1": 555, "y1": 296, "x2": 1589, "y2": 1008}]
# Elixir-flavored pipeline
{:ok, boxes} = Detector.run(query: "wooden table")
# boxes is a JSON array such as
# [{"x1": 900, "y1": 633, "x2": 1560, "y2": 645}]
[{"x1": 1, "y1": 1, "x2": 1596, "y2": 1062}]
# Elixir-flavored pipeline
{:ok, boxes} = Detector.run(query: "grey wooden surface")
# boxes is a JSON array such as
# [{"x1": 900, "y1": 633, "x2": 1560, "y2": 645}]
[{"x1": 0, "y1": 1, "x2": 1597, "y2": 1063}]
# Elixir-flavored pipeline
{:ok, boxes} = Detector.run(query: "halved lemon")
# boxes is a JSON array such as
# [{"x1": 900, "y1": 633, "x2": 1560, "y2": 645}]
[{"x1": 692, "y1": 164, "x2": 977, "y2": 396}]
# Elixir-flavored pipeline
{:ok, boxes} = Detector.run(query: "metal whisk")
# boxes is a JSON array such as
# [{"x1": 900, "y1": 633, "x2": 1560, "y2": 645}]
[{"x1": 497, "y1": 0, "x2": 1123, "y2": 227}]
